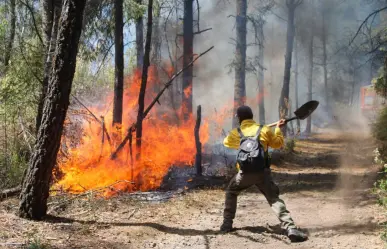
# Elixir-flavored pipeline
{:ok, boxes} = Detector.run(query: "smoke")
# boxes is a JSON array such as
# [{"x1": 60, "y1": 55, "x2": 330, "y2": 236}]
[{"x1": 188, "y1": 0, "x2": 380, "y2": 141}]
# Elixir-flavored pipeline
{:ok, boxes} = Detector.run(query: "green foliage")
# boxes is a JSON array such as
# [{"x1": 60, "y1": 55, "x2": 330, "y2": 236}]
[
  {"x1": 0, "y1": 132, "x2": 31, "y2": 189},
  {"x1": 373, "y1": 163, "x2": 387, "y2": 242},
  {"x1": 285, "y1": 138, "x2": 296, "y2": 153},
  {"x1": 0, "y1": 34, "x2": 41, "y2": 189},
  {"x1": 125, "y1": 0, "x2": 147, "y2": 20},
  {"x1": 27, "y1": 238, "x2": 50, "y2": 249},
  {"x1": 0, "y1": 5, "x2": 8, "y2": 72},
  {"x1": 372, "y1": 107, "x2": 387, "y2": 242},
  {"x1": 72, "y1": 57, "x2": 114, "y2": 98},
  {"x1": 372, "y1": 73, "x2": 387, "y2": 98},
  {"x1": 0, "y1": 36, "x2": 43, "y2": 108},
  {"x1": 373, "y1": 107, "x2": 387, "y2": 162}
]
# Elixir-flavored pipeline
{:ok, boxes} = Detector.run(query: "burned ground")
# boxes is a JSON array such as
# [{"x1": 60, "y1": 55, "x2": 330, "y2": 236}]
[{"x1": 0, "y1": 132, "x2": 386, "y2": 249}]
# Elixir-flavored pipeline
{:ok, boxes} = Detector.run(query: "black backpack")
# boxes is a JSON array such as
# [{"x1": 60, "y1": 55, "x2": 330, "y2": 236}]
[{"x1": 236, "y1": 126, "x2": 266, "y2": 172}]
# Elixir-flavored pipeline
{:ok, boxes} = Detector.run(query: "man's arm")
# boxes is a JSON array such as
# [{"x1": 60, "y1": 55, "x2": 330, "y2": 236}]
[
  {"x1": 265, "y1": 119, "x2": 285, "y2": 149},
  {"x1": 223, "y1": 128, "x2": 240, "y2": 150}
]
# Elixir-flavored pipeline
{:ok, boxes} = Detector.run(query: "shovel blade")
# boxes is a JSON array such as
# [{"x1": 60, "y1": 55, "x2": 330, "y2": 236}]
[{"x1": 294, "y1": 100, "x2": 319, "y2": 120}]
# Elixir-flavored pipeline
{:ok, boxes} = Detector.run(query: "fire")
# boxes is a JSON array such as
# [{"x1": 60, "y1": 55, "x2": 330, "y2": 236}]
[
  {"x1": 184, "y1": 85, "x2": 192, "y2": 98},
  {"x1": 55, "y1": 66, "x2": 209, "y2": 196}
]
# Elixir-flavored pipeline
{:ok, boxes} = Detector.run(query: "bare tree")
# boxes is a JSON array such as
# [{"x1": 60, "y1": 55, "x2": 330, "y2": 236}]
[
  {"x1": 321, "y1": 10, "x2": 329, "y2": 107},
  {"x1": 3, "y1": 0, "x2": 16, "y2": 72},
  {"x1": 294, "y1": 38, "x2": 300, "y2": 131},
  {"x1": 136, "y1": 0, "x2": 153, "y2": 159},
  {"x1": 182, "y1": 0, "x2": 194, "y2": 120},
  {"x1": 305, "y1": 34, "x2": 314, "y2": 134},
  {"x1": 112, "y1": 0, "x2": 124, "y2": 130},
  {"x1": 233, "y1": 0, "x2": 247, "y2": 128},
  {"x1": 19, "y1": 0, "x2": 87, "y2": 220},
  {"x1": 253, "y1": 14, "x2": 267, "y2": 125},
  {"x1": 136, "y1": 0, "x2": 144, "y2": 68},
  {"x1": 279, "y1": 0, "x2": 303, "y2": 133}
]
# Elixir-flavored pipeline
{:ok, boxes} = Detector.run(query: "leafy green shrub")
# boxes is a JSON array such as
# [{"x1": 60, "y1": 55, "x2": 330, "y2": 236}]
[
  {"x1": 373, "y1": 163, "x2": 387, "y2": 242},
  {"x1": 373, "y1": 107, "x2": 387, "y2": 162},
  {"x1": 372, "y1": 107, "x2": 387, "y2": 242},
  {"x1": 27, "y1": 238, "x2": 50, "y2": 249},
  {"x1": 0, "y1": 138, "x2": 31, "y2": 189},
  {"x1": 285, "y1": 138, "x2": 296, "y2": 153}
]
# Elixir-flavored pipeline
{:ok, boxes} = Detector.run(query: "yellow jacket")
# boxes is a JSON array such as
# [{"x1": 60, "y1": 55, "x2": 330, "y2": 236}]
[{"x1": 223, "y1": 119, "x2": 284, "y2": 151}]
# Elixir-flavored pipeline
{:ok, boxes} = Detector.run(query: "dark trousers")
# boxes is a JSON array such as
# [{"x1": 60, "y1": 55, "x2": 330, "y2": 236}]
[{"x1": 223, "y1": 168, "x2": 296, "y2": 230}]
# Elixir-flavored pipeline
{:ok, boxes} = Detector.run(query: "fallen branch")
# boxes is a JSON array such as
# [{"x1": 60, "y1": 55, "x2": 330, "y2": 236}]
[
  {"x1": 0, "y1": 243, "x2": 25, "y2": 247},
  {"x1": 110, "y1": 46, "x2": 214, "y2": 159},
  {"x1": 0, "y1": 186, "x2": 21, "y2": 201},
  {"x1": 47, "y1": 180, "x2": 132, "y2": 212}
]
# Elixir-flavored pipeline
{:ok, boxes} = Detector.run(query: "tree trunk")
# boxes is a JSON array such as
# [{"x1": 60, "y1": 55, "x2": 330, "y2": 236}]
[
  {"x1": 288, "y1": 99, "x2": 294, "y2": 134},
  {"x1": 305, "y1": 35, "x2": 313, "y2": 134},
  {"x1": 279, "y1": 2, "x2": 297, "y2": 134},
  {"x1": 112, "y1": 0, "x2": 124, "y2": 128},
  {"x1": 294, "y1": 39, "x2": 300, "y2": 131},
  {"x1": 136, "y1": 0, "x2": 153, "y2": 159},
  {"x1": 233, "y1": 0, "x2": 247, "y2": 128},
  {"x1": 195, "y1": 105, "x2": 202, "y2": 176},
  {"x1": 3, "y1": 0, "x2": 16, "y2": 71},
  {"x1": 19, "y1": 0, "x2": 86, "y2": 220},
  {"x1": 136, "y1": 0, "x2": 144, "y2": 68},
  {"x1": 350, "y1": 63, "x2": 356, "y2": 106},
  {"x1": 152, "y1": 3, "x2": 162, "y2": 117},
  {"x1": 258, "y1": 25, "x2": 265, "y2": 125},
  {"x1": 182, "y1": 0, "x2": 194, "y2": 121},
  {"x1": 36, "y1": 0, "x2": 63, "y2": 134},
  {"x1": 322, "y1": 13, "x2": 329, "y2": 107},
  {"x1": 151, "y1": 3, "x2": 161, "y2": 65}
]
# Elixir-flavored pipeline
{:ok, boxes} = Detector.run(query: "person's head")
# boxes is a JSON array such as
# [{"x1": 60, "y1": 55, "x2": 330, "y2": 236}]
[{"x1": 236, "y1": 105, "x2": 253, "y2": 124}]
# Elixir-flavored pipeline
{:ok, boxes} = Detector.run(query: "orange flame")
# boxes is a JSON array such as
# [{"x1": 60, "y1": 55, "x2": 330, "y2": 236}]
[
  {"x1": 55, "y1": 65, "x2": 209, "y2": 196},
  {"x1": 184, "y1": 85, "x2": 192, "y2": 98}
]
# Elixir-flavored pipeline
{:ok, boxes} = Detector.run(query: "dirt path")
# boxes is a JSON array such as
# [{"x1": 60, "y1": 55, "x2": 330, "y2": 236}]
[{"x1": 0, "y1": 132, "x2": 386, "y2": 249}]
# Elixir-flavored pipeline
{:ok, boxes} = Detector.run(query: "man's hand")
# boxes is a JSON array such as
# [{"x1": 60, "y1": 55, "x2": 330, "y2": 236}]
[{"x1": 276, "y1": 119, "x2": 286, "y2": 128}]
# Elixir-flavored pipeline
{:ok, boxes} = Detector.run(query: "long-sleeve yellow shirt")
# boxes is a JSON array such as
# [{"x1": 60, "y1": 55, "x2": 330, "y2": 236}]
[{"x1": 223, "y1": 119, "x2": 284, "y2": 151}]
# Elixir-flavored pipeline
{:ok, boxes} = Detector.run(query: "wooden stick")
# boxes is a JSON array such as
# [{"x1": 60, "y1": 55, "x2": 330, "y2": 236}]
[
  {"x1": 110, "y1": 46, "x2": 214, "y2": 159},
  {"x1": 195, "y1": 105, "x2": 202, "y2": 176}
]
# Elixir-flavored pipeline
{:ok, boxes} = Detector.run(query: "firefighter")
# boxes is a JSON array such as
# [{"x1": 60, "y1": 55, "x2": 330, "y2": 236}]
[{"x1": 220, "y1": 105, "x2": 308, "y2": 243}]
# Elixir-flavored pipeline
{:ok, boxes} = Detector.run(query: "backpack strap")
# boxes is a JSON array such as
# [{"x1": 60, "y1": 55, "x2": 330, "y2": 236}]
[
  {"x1": 254, "y1": 125, "x2": 263, "y2": 140},
  {"x1": 237, "y1": 127, "x2": 246, "y2": 139}
]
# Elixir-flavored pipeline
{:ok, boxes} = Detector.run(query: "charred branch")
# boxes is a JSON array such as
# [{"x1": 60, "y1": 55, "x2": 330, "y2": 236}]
[
  {"x1": 195, "y1": 105, "x2": 202, "y2": 176},
  {"x1": 177, "y1": 27, "x2": 212, "y2": 36}
]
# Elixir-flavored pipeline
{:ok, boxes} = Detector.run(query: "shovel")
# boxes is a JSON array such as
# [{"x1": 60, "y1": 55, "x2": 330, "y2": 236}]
[{"x1": 267, "y1": 100, "x2": 319, "y2": 127}]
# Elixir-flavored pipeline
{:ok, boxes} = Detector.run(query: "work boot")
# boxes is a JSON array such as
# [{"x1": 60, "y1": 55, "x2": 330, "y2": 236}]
[
  {"x1": 287, "y1": 228, "x2": 308, "y2": 242},
  {"x1": 220, "y1": 219, "x2": 233, "y2": 233}
]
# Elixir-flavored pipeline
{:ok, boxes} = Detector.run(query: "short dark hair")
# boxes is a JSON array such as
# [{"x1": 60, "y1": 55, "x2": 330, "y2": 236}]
[{"x1": 236, "y1": 105, "x2": 253, "y2": 123}]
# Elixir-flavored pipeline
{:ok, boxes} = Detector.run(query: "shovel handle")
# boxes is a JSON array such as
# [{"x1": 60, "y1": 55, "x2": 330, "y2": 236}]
[{"x1": 266, "y1": 116, "x2": 298, "y2": 128}]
